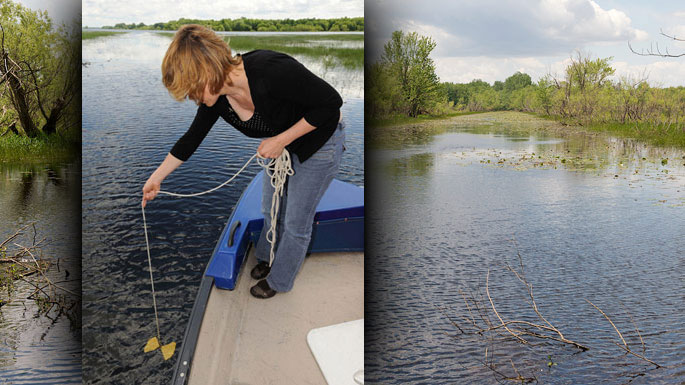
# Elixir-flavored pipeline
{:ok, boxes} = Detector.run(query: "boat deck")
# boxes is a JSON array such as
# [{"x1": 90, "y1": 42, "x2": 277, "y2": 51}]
[{"x1": 187, "y1": 248, "x2": 364, "y2": 385}]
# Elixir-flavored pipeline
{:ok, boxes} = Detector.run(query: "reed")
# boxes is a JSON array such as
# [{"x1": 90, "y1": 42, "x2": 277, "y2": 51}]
[
  {"x1": 0, "y1": 133, "x2": 79, "y2": 163},
  {"x1": 82, "y1": 30, "x2": 124, "y2": 40}
]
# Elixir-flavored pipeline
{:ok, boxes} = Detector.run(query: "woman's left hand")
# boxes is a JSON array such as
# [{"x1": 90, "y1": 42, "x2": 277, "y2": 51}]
[{"x1": 258, "y1": 136, "x2": 287, "y2": 159}]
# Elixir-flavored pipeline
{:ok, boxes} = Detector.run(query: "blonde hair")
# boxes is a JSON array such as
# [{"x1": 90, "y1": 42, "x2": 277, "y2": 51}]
[{"x1": 161, "y1": 24, "x2": 242, "y2": 104}]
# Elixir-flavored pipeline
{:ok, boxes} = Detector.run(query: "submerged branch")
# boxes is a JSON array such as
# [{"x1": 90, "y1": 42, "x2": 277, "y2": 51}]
[
  {"x1": 1, "y1": 225, "x2": 80, "y2": 327},
  {"x1": 585, "y1": 298, "x2": 661, "y2": 368},
  {"x1": 446, "y1": 246, "x2": 661, "y2": 381}
]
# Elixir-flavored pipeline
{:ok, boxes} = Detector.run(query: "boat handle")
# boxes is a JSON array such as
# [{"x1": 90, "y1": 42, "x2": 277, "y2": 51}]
[{"x1": 228, "y1": 221, "x2": 241, "y2": 247}]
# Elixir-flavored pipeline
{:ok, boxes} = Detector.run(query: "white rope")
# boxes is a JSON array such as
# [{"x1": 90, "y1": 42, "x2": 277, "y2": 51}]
[
  {"x1": 141, "y1": 204, "x2": 161, "y2": 342},
  {"x1": 258, "y1": 150, "x2": 295, "y2": 266},
  {"x1": 142, "y1": 149, "x2": 293, "y2": 339}
]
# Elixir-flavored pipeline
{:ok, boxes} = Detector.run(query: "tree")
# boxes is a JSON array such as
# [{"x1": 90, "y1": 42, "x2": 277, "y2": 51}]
[
  {"x1": 566, "y1": 53, "x2": 614, "y2": 91},
  {"x1": 0, "y1": 0, "x2": 79, "y2": 137},
  {"x1": 535, "y1": 77, "x2": 554, "y2": 115},
  {"x1": 381, "y1": 30, "x2": 443, "y2": 117},
  {"x1": 504, "y1": 72, "x2": 532, "y2": 92},
  {"x1": 366, "y1": 62, "x2": 406, "y2": 118}
]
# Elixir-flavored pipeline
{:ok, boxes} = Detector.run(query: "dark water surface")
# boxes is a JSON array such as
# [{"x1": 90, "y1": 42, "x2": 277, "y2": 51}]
[
  {"x1": 0, "y1": 162, "x2": 81, "y2": 384},
  {"x1": 82, "y1": 32, "x2": 363, "y2": 384},
  {"x1": 366, "y1": 119, "x2": 684, "y2": 384}
]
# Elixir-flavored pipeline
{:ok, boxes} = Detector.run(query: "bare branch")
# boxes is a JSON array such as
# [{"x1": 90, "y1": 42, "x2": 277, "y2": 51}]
[
  {"x1": 585, "y1": 298, "x2": 661, "y2": 368},
  {"x1": 660, "y1": 28, "x2": 685, "y2": 42},
  {"x1": 629, "y1": 29, "x2": 685, "y2": 58},
  {"x1": 486, "y1": 269, "x2": 529, "y2": 344}
]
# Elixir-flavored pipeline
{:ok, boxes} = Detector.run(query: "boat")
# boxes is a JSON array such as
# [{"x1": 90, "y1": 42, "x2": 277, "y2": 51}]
[{"x1": 171, "y1": 171, "x2": 364, "y2": 385}]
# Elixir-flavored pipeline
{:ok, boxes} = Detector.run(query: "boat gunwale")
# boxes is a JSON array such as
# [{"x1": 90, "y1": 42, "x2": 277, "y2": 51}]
[{"x1": 171, "y1": 176, "x2": 256, "y2": 384}]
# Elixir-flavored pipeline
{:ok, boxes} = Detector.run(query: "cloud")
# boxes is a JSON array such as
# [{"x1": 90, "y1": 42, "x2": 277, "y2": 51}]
[
  {"x1": 367, "y1": 0, "x2": 646, "y2": 58},
  {"x1": 612, "y1": 60, "x2": 685, "y2": 87},
  {"x1": 437, "y1": 54, "x2": 685, "y2": 87},
  {"x1": 83, "y1": 0, "x2": 362, "y2": 27},
  {"x1": 436, "y1": 56, "x2": 547, "y2": 84}
]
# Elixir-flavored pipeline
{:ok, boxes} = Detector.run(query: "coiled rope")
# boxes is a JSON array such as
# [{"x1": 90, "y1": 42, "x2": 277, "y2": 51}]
[{"x1": 142, "y1": 150, "x2": 293, "y2": 345}]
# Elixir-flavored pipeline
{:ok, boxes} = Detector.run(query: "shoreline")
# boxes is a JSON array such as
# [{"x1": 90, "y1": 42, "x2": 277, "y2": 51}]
[
  {"x1": 370, "y1": 111, "x2": 685, "y2": 150},
  {"x1": 0, "y1": 133, "x2": 80, "y2": 163}
]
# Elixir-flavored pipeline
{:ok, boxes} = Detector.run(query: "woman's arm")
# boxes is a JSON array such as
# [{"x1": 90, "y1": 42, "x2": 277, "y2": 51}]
[
  {"x1": 257, "y1": 117, "x2": 317, "y2": 158},
  {"x1": 142, "y1": 153, "x2": 184, "y2": 207},
  {"x1": 143, "y1": 102, "x2": 220, "y2": 207}
]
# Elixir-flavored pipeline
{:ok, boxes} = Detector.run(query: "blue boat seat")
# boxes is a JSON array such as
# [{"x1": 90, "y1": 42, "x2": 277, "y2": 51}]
[{"x1": 205, "y1": 171, "x2": 364, "y2": 290}]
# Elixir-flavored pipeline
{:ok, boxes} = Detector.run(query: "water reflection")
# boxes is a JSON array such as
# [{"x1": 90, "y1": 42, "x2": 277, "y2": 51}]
[
  {"x1": 385, "y1": 153, "x2": 434, "y2": 177},
  {"x1": 82, "y1": 32, "x2": 363, "y2": 384},
  {"x1": 367, "y1": 115, "x2": 685, "y2": 383},
  {"x1": 0, "y1": 162, "x2": 81, "y2": 384}
]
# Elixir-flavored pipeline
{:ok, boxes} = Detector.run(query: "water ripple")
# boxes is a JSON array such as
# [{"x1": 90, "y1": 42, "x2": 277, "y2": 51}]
[{"x1": 83, "y1": 32, "x2": 363, "y2": 384}]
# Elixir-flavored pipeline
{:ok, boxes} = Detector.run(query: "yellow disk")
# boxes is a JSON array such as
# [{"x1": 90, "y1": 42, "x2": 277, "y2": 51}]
[
  {"x1": 161, "y1": 342, "x2": 176, "y2": 360},
  {"x1": 144, "y1": 337, "x2": 160, "y2": 353}
]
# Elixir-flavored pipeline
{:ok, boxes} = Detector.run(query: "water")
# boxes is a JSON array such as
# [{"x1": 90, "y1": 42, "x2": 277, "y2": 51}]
[
  {"x1": 82, "y1": 31, "x2": 363, "y2": 384},
  {"x1": 0, "y1": 162, "x2": 81, "y2": 384},
  {"x1": 366, "y1": 115, "x2": 685, "y2": 384}
]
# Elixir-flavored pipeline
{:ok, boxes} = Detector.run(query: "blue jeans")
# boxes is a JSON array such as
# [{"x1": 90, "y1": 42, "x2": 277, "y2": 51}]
[{"x1": 255, "y1": 122, "x2": 345, "y2": 292}]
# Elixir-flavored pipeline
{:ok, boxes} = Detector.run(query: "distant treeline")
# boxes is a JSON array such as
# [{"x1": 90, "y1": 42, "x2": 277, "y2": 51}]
[
  {"x1": 368, "y1": 30, "x2": 685, "y2": 144},
  {"x1": 99, "y1": 17, "x2": 364, "y2": 32},
  {"x1": 443, "y1": 53, "x2": 685, "y2": 130}
]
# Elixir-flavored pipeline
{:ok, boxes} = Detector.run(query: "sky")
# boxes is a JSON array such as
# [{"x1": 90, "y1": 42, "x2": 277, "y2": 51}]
[
  {"x1": 15, "y1": 0, "x2": 81, "y2": 28},
  {"x1": 82, "y1": 0, "x2": 363, "y2": 28},
  {"x1": 367, "y1": 0, "x2": 685, "y2": 87}
]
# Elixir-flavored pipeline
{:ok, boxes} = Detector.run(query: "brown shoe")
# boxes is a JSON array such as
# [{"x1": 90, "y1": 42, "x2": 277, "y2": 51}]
[{"x1": 250, "y1": 279, "x2": 277, "y2": 299}]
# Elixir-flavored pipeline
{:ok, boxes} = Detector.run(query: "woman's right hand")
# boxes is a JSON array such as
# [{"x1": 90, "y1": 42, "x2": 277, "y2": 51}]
[
  {"x1": 141, "y1": 153, "x2": 184, "y2": 208},
  {"x1": 142, "y1": 177, "x2": 162, "y2": 208}
]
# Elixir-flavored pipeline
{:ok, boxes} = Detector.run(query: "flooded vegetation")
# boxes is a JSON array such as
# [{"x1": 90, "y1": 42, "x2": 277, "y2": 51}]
[
  {"x1": 367, "y1": 30, "x2": 685, "y2": 151},
  {"x1": 0, "y1": 162, "x2": 81, "y2": 383},
  {"x1": 82, "y1": 30, "x2": 124, "y2": 40},
  {"x1": 366, "y1": 111, "x2": 684, "y2": 383},
  {"x1": 82, "y1": 31, "x2": 363, "y2": 384}
]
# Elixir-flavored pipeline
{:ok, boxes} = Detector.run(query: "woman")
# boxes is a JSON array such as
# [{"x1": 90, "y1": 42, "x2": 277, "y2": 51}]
[{"x1": 142, "y1": 24, "x2": 345, "y2": 299}]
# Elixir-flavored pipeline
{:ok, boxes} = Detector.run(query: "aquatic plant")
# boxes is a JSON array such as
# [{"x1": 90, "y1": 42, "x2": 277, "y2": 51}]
[
  {"x1": 82, "y1": 30, "x2": 124, "y2": 40},
  {"x1": 444, "y1": 243, "x2": 662, "y2": 382},
  {"x1": 0, "y1": 223, "x2": 80, "y2": 328}
]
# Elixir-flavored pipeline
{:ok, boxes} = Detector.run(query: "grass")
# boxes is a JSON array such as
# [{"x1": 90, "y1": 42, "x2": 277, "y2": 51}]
[
  {"x1": 226, "y1": 35, "x2": 363, "y2": 69},
  {"x1": 527, "y1": 112, "x2": 685, "y2": 149},
  {"x1": 156, "y1": 32, "x2": 364, "y2": 69},
  {"x1": 368, "y1": 111, "x2": 485, "y2": 128},
  {"x1": 82, "y1": 30, "x2": 125, "y2": 40},
  {"x1": 0, "y1": 133, "x2": 79, "y2": 163},
  {"x1": 584, "y1": 121, "x2": 685, "y2": 149},
  {"x1": 372, "y1": 109, "x2": 685, "y2": 150},
  {"x1": 367, "y1": 111, "x2": 490, "y2": 149}
]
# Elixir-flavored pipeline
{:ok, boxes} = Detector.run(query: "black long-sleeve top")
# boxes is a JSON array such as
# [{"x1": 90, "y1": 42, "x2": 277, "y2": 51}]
[{"x1": 169, "y1": 50, "x2": 343, "y2": 163}]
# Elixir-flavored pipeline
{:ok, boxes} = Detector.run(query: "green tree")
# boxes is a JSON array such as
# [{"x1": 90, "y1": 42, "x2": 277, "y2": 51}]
[
  {"x1": 381, "y1": 30, "x2": 443, "y2": 117},
  {"x1": 566, "y1": 53, "x2": 614, "y2": 91},
  {"x1": 366, "y1": 62, "x2": 406, "y2": 118},
  {"x1": 0, "y1": 0, "x2": 79, "y2": 137},
  {"x1": 504, "y1": 71, "x2": 532, "y2": 91},
  {"x1": 535, "y1": 77, "x2": 554, "y2": 115}
]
